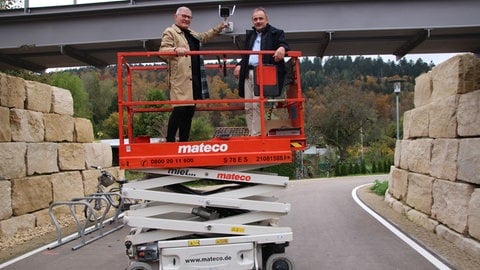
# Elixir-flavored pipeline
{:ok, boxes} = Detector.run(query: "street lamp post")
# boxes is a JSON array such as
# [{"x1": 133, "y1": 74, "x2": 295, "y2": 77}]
[
  {"x1": 394, "y1": 81, "x2": 401, "y2": 140},
  {"x1": 388, "y1": 78, "x2": 405, "y2": 141}
]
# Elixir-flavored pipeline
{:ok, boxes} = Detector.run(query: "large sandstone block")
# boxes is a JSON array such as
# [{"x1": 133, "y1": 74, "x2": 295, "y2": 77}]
[
  {"x1": 0, "y1": 142, "x2": 26, "y2": 179},
  {"x1": 407, "y1": 105, "x2": 430, "y2": 138},
  {"x1": 384, "y1": 192, "x2": 396, "y2": 208},
  {"x1": 432, "y1": 180, "x2": 474, "y2": 234},
  {"x1": 431, "y1": 53, "x2": 480, "y2": 101},
  {"x1": 469, "y1": 189, "x2": 480, "y2": 241},
  {"x1": 44, "y1": 113, "x2": 74, "y2": 142},
  {"x1": 413, "y1": 71, "x2": 433, "y2": 108},
  {"x1": 406, "y1": 209, "x2": 438, "y2": 233},
  {"x1": 392, "y1": 199, "x2": 411, "y2": 215},
  {"x1": 11, "y1": 175, "x2": 53, "y2": 216},
  {"x1": 457, "y1": 138, "x2": 480, "y2": 185},
  {"x1": 25, "y1": 80, "x2": 52, "y2": 113},
  {"x1": 393, "y1": 140, "x2": 401, "y2": 167},
  {"x1": 10, "y1": 108, "x2": 45, "y2": 142},
  {"x1": 402, "y1": 110, "x2": 412, "y2": 140},
  {"x1": 74, "y1": 118, "x2": 94, "y2": 143},
  {"x1": 118, "y1": 167, "x2": 125, "y2": 179},
  {"x1": 0, "y1": 214, "x2": 35, "y2": 238},
  {"x1": 84, "y1": 143, "x2": 113, "y2": 169},
  {"x1": 58, "y1": 143, "x2": 85, "y2": 170},
  {"x1": 406, "y1": 173, "x2": 434, "y2": 215},
  {"x1": 414, "y1": 71, "x2": 432, "y2": 108},
  {"x1": 51, "y1": 87, "x2": 73, "y2": 115},
  {"x1": 430, "y1": 139, "x2": 458, "y2": 181},
  {"x1": 407, "y1": 139, "x2": 432, "y2": 174},
  {"x1": 51, "y1": 171, "x2": 84, "y2": 202},
  {"x1": 33, "y1": 208, "x2": 52, "y2": 227},
  {"x1": 388, "y1": 167, "x2": 408, "y2": 201},
  {"x1": 26, "y1": 143, "x2": 59, "y2": 175},
  {"x1": 0, "y1": 72, "x2": 26, "y2": 109},
  {"x1": 82, "y1": 167, "x2": 121, "y2": 197},
  {"x1": 82, "y1": 169, "x2": 100, "y2": 196},
  {"x1": 0, "y1": 106, "x2": 11, "y2": 142},
  {"x1": 457, "y1": 89, "x2": 480, "y2": 137},
  {"x1": 0, "y1": 180, "x2": 12, "y2": 220},
  {"x1": 428, "y1": 95, "x2": 458, "y2": 138},
  {"x1": 398, "y1": 140, "x2": 410, "y2": 170},
  {"x1": 436, "y1": 224, "x2": 480, "y2": 260}
]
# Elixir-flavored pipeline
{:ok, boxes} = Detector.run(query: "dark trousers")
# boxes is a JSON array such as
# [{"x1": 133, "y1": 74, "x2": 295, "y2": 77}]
[{"x1": 166, "y1": 106, "x2": 196, "y2": 142}]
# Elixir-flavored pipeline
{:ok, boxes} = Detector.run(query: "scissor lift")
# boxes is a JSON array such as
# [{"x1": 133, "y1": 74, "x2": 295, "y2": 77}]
[{"x1": 117, "y1": 50, "x2": 306, "y2": 270}]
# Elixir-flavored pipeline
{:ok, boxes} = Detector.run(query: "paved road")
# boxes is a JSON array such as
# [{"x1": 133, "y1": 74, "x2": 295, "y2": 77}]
[
  {"x1": 278, "y1": 175, "x2": 438, "y2": 269},
  {"x1": 2, "y1": 175, "x2": 440, "y2": 270}
]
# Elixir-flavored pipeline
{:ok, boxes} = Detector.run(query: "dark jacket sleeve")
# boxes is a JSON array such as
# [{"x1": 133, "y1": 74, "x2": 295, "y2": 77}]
[{"x1": 272, "y1": 27, "x2": 290, "y2": 52}]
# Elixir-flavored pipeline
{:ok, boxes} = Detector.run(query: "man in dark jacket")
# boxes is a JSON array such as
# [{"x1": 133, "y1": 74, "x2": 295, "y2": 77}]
[{"x1": 234, "y1": 7, "x2": 290, "y2": 136}]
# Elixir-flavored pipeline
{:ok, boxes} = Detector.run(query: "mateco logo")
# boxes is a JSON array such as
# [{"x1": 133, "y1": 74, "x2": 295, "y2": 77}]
[{"x1": 178, "y1": 143, "x2": 228, "y2": 154}]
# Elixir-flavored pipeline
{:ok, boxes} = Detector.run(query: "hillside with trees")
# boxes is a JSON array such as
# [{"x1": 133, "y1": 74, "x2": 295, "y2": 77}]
[{"x1": 5, "y1": 55, "x2": 434, "y2": 177}]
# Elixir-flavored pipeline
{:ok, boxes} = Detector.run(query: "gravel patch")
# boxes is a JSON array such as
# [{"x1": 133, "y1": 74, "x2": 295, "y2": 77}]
[{"x1": 0, "y1": 216, "x2": 79, "y2": 264}]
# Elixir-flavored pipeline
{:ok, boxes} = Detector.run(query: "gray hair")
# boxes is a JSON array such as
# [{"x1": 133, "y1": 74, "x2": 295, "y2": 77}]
[{"x1": 176, "y1": 6, "x2": 191, "y2": 15}]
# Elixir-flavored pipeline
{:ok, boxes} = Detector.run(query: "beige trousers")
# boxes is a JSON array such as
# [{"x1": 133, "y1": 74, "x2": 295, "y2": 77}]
[{"x1": 245, "y1": 69, "x2": 261, "y2": 136}]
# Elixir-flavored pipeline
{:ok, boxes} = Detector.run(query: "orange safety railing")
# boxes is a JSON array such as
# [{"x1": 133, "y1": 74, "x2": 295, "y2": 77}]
[{"x1": 117, "y1": 50, "x2": 305, "y2": 169}]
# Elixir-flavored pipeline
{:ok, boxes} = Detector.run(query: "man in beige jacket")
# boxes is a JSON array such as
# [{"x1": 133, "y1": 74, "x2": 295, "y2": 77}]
[{"x1": 160, "y1": 6, "x2": 226, "y2": 142}]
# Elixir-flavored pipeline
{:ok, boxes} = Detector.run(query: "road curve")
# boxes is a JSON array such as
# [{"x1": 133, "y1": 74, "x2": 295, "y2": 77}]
[{"x1": 279, "y1": 175, "x2": 440, "y2": 269}]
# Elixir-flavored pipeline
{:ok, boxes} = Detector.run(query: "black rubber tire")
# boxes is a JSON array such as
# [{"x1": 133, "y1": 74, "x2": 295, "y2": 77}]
[
  {"x1": 127, "y1": 262, "x2": 153, "y2": 270},
  {"x1": 265, "y1": 253, "x2": 295, "y2": 270}
]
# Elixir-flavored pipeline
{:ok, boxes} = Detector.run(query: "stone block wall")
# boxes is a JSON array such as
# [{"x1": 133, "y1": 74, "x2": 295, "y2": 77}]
[
  {"x1": 0, "y1": 72, "x2": 120, "y2": 239},
  {"x1": 388, "y1": 53, "x2": 480, "y2": 258}
]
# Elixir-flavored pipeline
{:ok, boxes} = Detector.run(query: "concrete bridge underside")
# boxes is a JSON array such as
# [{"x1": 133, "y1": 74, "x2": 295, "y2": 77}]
[{"x1": 0, "y1": 0, "x2": 479, "y2": 72}]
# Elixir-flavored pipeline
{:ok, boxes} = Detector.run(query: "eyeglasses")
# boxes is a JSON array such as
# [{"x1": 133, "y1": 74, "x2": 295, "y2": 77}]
[{"x1": 178, "y1": 13, "x2": 192, "y2": 20}]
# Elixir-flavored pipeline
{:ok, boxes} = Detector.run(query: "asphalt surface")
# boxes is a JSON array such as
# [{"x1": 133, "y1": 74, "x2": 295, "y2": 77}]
[
  {"x1": 1, "y1": 175, "x2": 443, "y2": 270},
  {"x1": 279, "y1": 175, "x2": 439, "y2": 269}
]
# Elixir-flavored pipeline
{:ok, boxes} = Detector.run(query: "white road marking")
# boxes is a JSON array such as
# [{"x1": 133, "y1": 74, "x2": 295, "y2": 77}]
[{"x1": 352, "y1": 184, "x2": 452, "y2": 270}]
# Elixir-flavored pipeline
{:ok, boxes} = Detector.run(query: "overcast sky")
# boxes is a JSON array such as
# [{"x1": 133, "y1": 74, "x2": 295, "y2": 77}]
[{"x1": 364, "y1": 53, "x2": 460, "y2": 65}]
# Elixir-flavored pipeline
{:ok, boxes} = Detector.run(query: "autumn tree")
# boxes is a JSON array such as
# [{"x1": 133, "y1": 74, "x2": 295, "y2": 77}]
[
  {"x1": 304, "y1": 87, "x2": 325, "y2": 146},
  {"x1": 81, "y1": 71, "x2": 116, "y2": 130},
  {"x1": 135, "y1": 88, "x2": 168, "y2": 138},
  {"x1": 100, "y1": 112, "x2": 121, "y2": 139},
  {"x1": 48, "y1": 72, "x2": 92, "y2": 120},
  {"x1": 307, "y1": 79, "x2": 377, "y2": 161},
  {"x1": 206, "y1": 74, "x2": 245, "y2": 128}
]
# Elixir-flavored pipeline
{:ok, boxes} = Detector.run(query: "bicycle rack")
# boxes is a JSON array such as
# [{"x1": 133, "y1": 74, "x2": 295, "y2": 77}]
[{"x1": 48, "y1": 193, "x2": 124, "y2": 250}]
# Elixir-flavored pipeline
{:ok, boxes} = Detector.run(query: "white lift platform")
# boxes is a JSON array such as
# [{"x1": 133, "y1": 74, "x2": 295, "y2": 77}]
[
  {"x1": 123, "y1": 166, "x2": 294, "y2": 270},
  {"x1": 117, "y1": 50, "x2": 306, "y2": 270}
]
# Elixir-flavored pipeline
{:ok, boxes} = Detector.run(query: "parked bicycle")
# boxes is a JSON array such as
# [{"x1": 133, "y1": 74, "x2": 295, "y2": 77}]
[{"x1": 83, "y1": 166, "x2": 133, "y2": 223}]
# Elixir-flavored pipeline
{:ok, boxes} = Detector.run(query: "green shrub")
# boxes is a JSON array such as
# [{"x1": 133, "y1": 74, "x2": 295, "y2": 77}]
[
  {"x1": 262, "y1": 163, "x2": 296, "y2": 179},
  {"x1": 370, "y1": 179, "x2": 388, "y2": 196}
]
